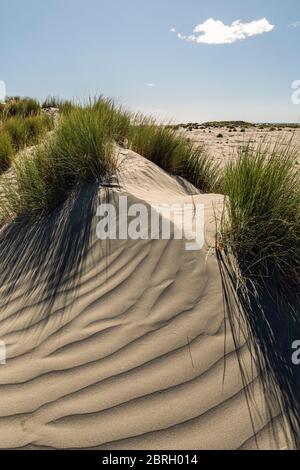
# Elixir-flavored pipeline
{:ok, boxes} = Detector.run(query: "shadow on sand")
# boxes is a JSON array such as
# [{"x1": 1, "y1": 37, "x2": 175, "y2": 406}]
[
  {"x1": 0, "y1": 183, "x2": 100, "y2": 323},
  {"x1": 217, "y1": 248, "x2": 300, "y2": 449}
]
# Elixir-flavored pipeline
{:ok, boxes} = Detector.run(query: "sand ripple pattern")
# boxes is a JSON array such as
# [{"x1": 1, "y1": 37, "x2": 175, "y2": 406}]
[{"x1": 0, "y1": 150, "x2": 288, "y2": 449}]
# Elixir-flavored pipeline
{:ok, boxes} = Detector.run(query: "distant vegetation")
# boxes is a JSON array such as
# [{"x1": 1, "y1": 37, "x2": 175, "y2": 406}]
[
  {"x1": 203, "y1": 121, "x2": 252, "y2": 128},
  {"x1": 170, "y1": 121, "x2": 300, "y2": 131}
]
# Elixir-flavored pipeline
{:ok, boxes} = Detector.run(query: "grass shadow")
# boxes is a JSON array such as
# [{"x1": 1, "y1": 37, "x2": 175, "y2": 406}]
[
  {"x1": 217, "y1": 248, "x2": 300, "y2": 449},
  {"x1": 0, "y1": 183, "x2": 99, "y2": 325}
]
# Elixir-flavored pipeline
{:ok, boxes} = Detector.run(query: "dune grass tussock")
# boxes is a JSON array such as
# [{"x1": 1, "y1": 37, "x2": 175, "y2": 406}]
[
  {"x1": 3, "y1": 118, "x2": 27, "y2": 150},
  {"x1": 0, "y1": 97, "x2": 41, "y2": 119},
  {"x1": 221, "y1": 141, "x2": 300, "y2": 285},
  {"x1": 0, "y1": 100, "x2": 131, "y2": 220},
  {"x1": 42, "y1": 96, "x2": 65, "y2": 108},
  {"x1": 0, "y1": 114, "x2": 54, "y2": 176},
  {"x1": 219, "y1": 141, "x2": 300, "y2": 447},
  {"x1": 42, "y1": 96, "x2": 76, "y2": 115},
  {"x1": 24, "y1": 114, "x2": 54, "y2": 143},
  {"x1": 129, "y1": 116, "x2": 219, "y2": 192},
  {"x1": 0, "y1": 96, "x2": 54, "y2": 171},
  {"x1": 0, "y1": 98, "x2": 218, "y2": 222},
  {"x1": 0, "y1": 132, "x2": 14, "y2": 173},
  {"x1": 2, "y1": 113, "x2": 54, "y2": 151}
]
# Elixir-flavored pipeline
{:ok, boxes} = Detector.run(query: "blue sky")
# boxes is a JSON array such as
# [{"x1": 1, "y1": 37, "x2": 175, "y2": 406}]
[{"x1": 1, "y1": 0, "x2": 300, "y2": 122}]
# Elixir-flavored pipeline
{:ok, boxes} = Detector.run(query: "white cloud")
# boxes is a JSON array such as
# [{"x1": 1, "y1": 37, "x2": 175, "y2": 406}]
[
  {"x1": 169, "y1": 27, "x2": 177, "y2": 33},
  {"x1": 175, "y1": 18, "x2": 274, "y2": 45},
  {"x1": 146, "y1": 83, "x2": 156, "y2": 87},
  {"x1": 289, "y1": 21, "x2": 300, "y2": 28}
]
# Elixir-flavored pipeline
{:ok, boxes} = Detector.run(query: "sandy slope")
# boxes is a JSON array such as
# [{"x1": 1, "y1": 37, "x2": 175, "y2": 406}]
[{"x1": 0, "y1": 148, "x2": 290, "y2": 449}]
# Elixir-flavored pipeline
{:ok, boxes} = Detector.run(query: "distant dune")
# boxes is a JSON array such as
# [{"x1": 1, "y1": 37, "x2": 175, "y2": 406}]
[{"x1": 0, "y1": 148, "x2": 290, "y2": 449}]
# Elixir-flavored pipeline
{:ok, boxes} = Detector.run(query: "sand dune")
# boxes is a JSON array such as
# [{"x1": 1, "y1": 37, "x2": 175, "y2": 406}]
[{"x1": 0, "y1": 148, "x2": 291, "y2": 449}]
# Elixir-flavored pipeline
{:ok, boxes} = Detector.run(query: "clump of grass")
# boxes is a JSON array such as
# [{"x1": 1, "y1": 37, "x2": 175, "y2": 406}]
[
  {"x1": 129, "y1": 116, "x2": 218, "y2": 192},
  {"x1": 0, "y1": 132, "x2": 14, "y2": 173},
  {"x1": 42, "y1": 96, "x2": 75, "y2": 115},
  {"x1": 0, "y1": 99, "x2": 131, "y2": 218},
  {"x1": 41, "y1": 96, "x2": 62, "y2": 108},
  {"x1": 1, "y1": 97, "x2": 40, "y2": 119},
  {"x1": 3, "y1": 114, "x2": 53, "y2": 151},
  {"x1": 3, "y1": 118, "x2": 27, "y2": 150},
  {"x1": 0, "y1": 98, "x2": 220, "y2": 222},
  {"x1": 6, "y1": 96, "x2": 21, "y2": 102},
  {"x1": 219, "y1": 140, "x2": 300, "y2": 447},
  {"x1": 217, "y1": 133, "x2": 223, "y2": 138},
  {"x1": 24, "y1": 114, "x2": 54, "y2": 145},
  {"x1": 221, "y1": 141, "x2": 300, "y2": 283}
]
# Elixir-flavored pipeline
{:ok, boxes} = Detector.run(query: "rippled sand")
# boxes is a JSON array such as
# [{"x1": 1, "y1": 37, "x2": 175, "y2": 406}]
[{"x1": 0, "y1": 148, "x2": 290, "y2": 449}]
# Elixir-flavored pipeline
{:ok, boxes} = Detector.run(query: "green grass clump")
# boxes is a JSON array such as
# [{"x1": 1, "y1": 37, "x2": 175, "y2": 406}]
[
  {"x1": 1, "y1": 97, "x2": 41, "y2": 119},
  {"x1": 3, "y1": 114, "x2": 53, "y2": 151},
  {"x1": 0, "y1": 99, "x2": 131, "y2": 219},
  {"x1": 0, "y1": 97, "x2": 219, "y2": 222},
  {"x1": 220, "y1": 141, "x2": 300, "y2": 447},
  {"x1": 42, "y1": 96, "x2": 75, "y2": 115},
  {"x1": 41, "y1": 96, "x2": 62, "y2": 108},
  {"x1": 0, "y1": 132, "x2": 14, "y2": 173},
  {"x1": 3, "y1": 118, "x2": 27, "y2": 150},
  {"x1": 129, "y1": 117, "x2": 218, "y2": 192},
  {"x1": 24, "y1": 114, "x2": 54, "y2": 145},
  {"x1": 221, "y1": 141, "x2": 300, "y2": 284}
]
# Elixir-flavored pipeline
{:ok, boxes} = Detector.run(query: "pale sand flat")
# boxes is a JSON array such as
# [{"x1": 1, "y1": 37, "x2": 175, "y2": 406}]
[
  {"x1": 0, "y1": 148, "x2": 291, "y2": 449},
  {"x1": 184, "y1": 127, "x2": 300, "y2": 168}
]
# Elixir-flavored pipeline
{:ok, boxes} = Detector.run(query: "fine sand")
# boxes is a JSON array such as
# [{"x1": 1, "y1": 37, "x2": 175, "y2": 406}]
[{"x1": 0, "y1": 147, "x2": 292, "y2": 449}]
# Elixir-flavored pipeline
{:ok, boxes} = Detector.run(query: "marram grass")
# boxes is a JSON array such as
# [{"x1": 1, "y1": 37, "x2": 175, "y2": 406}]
[
  {"x1": 129, "y1": 116, "x2": 219, "y2": 192},
  {"x1": 219, "y1": 140, "x2": 300, "y2": 448},
  {"x1": 221, "y1": 140, "x2": 300, "y2": 285},
  {"x1": 0, "y1": 132, "x2": 14, "y2": 173},
  {"x1": 0, "y1": 98, "x2": 218, "y2": 222},
  {"x1": 0, "y1": 99, "x2": 131, "y2": 220},
  {"x1": 0, "y1": 97, "x2": 40, "y2": 119}
]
